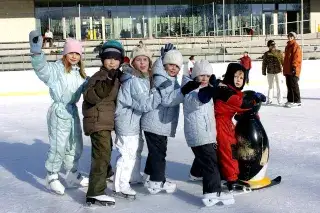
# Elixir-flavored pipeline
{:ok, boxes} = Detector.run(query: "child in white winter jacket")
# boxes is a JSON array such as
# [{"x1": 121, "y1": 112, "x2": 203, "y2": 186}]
[
  {"x1": 113, "y1": 46, "x2": 161, "y2": 198},
  {"x1": 141, "y1": 44, "x2": 201, "y2": 194},
  {"x1": 182, "y1": 60, "x2": 234, "y2": 207},
  {"x1": 29, "y1": 31, "x2": 89, "y2": 195}
]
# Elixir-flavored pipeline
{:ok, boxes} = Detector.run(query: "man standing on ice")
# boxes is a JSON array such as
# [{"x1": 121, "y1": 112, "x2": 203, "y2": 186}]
[
  {"x1": 262, "y1": 40, "x2": 284, "y2": 105},
  {"x1": 283, "y1": 32, "x2": 302, "y2": 108}
]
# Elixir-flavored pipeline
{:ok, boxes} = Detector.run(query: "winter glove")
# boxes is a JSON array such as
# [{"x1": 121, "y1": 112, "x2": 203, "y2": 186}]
[
  {"x1": 209, "y1": 74, "x2": 217, "y2": 87},
  {"x1": 161, "y1": 43, "x2": 176, "y2": 58},
  {"x1": 198, "y1": 86, "x2": 215, "y2": 104},
  {"x1": 292, "y1": 68, "x2": 296, "y2": 76},
  {"x1": 29, "y1": 30, "x2": 43, "y2": 54},
  {"x1": 106, "y1": 69, "x2": 118, "y2": 81},
  {"x1": 181, "y1": 81, "x2": 201, "y2": 96},
  {"x1": 254, "y1": 92, "x2": 267, "y2": 102}
]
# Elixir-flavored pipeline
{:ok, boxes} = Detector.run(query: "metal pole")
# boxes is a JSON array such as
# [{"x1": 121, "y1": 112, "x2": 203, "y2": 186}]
[
  {"x1": 223, "y1": 0, "x2": 225, "y2": 63},
  {"x1": 301, "y1": 0, "x2": 304, "y2": 59},
  {"x1": 212, "y1": 2, "x2": 215, "y2": 36}
]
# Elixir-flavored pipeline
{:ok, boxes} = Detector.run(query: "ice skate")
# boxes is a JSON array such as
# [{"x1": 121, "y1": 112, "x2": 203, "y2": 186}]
[
  {"x1": 65, "y1": 170, "x2": 89, "y2": 188},
  {"x1": 202, "y1": 191, "x2": 235, "y2": 206},
  {"x1": 188, "y1": 174, "x2": 203, "y2": 181},
  {"x1": 285, "y1": 102, "x2": 301, "y2": 108},
  {"x1": 284, "y1": 102, "x2": 293, "y2": 107},
  {"x1": 113, "y1": 187, "x2": 136, "y2": 200},
  {"x1": 86, "y1": 195, "x2": 115, "y2": 206},
  {"x1": 146, "y1": 180, "x2": 176, "y2": 194},
  {"x1": 46, "y1": 173, "x2": 65, "y2": 195},
  {"x1": 226, "y1": 179, "x2": 251, "y2": 192}
]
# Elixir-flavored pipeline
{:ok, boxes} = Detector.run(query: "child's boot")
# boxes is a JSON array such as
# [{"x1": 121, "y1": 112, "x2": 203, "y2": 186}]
[{"x1": 46, "y1": 172, "x2": 65, "y2": 195}]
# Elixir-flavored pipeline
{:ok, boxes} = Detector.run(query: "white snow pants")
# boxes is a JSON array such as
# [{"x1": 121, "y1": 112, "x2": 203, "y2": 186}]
[
  {"x1": 113, "y1": 133, "x2": 144, "y2": 192},
  {"x1": 267, "y1": 73, "x2": 283, "y2": 104}
]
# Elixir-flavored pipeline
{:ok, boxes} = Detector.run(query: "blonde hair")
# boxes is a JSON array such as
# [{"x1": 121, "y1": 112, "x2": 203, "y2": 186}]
[
  {"x1": 131, "y1": 58, "x2": 153, "y2": 88},
  {"x1": 62, "y1": 55, "x2": 86, "y2": 79},
  {"x1": 132, "y1": 57, "x2": 153, "y2": 75}
]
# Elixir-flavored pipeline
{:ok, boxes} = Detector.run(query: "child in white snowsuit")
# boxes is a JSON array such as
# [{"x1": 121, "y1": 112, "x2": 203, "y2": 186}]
[
  {"x1": 113, "y1": 46, "x2": 161, "y2": 197},
  {"x1": 29, "y1": 31, "x2": 89, "y2": 195},
  {"x1": 141, "y1": 44, "x2": 201, "y2": 194},
  {"x1": 182, "y1": 60, "x2": 235, "y2": 206}
]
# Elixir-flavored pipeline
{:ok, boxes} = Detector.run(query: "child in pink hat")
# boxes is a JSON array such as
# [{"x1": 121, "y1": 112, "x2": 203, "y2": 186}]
[
  {"x1": 29, "y1": 30, "x2": 89, "y2": 195},
  {"x1": 63, "y1": 38, "x2": 83, "y2": 56}
]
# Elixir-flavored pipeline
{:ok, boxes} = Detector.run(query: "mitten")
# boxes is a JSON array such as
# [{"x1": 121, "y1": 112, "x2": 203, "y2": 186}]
[
  {"x1": 107, "y1": 69, "x2": 118, "y2": 81},
  {"x1": 161, "y1": 43, "x2": 176, "y2": 58},
  {"x1": 198, "y1": 86, "x2": 215, "y2": 104},
  {"x1": 29, "y1": 30, "x2": 43, "y2": 54},
  {"x1": 181, "y1": 81, "x2": 201, "y2": 95},
  {"x1": 209, "y1": 74, "x2": 218, "y2": 87},
  {"x1": 255, "y1": 92, "x2": 266, "y2": 102}
]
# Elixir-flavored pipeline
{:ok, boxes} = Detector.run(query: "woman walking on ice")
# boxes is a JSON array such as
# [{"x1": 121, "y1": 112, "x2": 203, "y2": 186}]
[{"x1": 29, "y1": 30, "x2": 89, "y2": 195}]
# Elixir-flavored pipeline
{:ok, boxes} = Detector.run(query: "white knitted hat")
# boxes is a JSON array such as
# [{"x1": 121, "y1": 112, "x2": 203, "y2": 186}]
[
  {"x1": 163, "y1": 50, "x2": 183, "y2": 69},
  {"x1": 288, "y1": 31, "x2": 297, "y2": 38},
  {"x1": 130, "y1": 46, "x2": 153, "y2": 66},
  {"x1": 191, "y1": 60, "x2": 213, "y2": 79}
]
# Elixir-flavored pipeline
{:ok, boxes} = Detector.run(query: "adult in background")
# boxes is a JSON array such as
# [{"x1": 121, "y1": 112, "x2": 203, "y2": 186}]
[
  {"x1": 262, "y1": 40, "x2": 284, "y2": 105},
  {"x1": 43, "y1": 28, "x2": 54, "y2": 48},
  {"x1": 283, "y1": 32, "x2": 302, "y2": 108},
  {"x1": 240, "y1": 51, "x2": 251, "y2": 85},
  {"x1": 188, "y1": 55, "x2": 195, "y2": 76}
]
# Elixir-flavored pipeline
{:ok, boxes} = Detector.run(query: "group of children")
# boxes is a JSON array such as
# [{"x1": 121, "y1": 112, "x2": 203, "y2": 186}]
[{"x1": 29, "y1": 30, "x2": 266, "y2": 207}]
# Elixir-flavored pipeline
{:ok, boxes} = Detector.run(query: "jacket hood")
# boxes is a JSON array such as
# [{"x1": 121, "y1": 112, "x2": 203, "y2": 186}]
[
  {"x1": 120, "y1": 64, "x2": 148, "y2": 83},
  {"x1": 222, "y1": 63, "x2": 247, "y2": 90}
]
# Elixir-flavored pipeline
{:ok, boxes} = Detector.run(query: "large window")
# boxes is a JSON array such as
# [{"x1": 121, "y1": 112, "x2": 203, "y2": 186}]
[{"x1": 34, "y1": 0, "x2": 310, "y2": 39}]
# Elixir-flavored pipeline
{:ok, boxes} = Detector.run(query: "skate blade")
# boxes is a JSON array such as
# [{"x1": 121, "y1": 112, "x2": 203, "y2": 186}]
[
  {"x1": 86, "y1": 198, "x2": 115, "y2": 207},
  {"x1": 203, "y1": 198, "x2": 235, "y2": 207},
  {"x1": 202, "y1": 199, "x2": 219, "y2": 207},
  {"x1": 45, "y1": 185, "x2": 64, "y2": 196},
  {"x1": 113, "y1": 191, "x2": 136, "y2": 200}
]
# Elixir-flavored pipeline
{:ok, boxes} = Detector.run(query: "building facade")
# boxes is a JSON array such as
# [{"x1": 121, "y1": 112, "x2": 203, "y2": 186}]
[{"x1": 0, "y1": 0, "x2": 317, "y2": 42}]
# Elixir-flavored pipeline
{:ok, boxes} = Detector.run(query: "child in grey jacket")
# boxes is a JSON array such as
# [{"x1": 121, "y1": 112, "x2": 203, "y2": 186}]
[
  {"x1": 182, "y1": 60, "x2": 234, "y2": 207},
  {"x1": 141, "y1": 45, "x2": 200, "y2": 194},
  {"x1": 113, "y1": 46, "x2": 161, "y2": 198}
]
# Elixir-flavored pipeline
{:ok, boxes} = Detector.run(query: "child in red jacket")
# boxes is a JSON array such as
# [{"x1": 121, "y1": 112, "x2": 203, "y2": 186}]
[
  {"x1": 199, "y1": 63, "x2": 266, "y2": 191},
  {"x1": 240, "y1": 51, "x2": 251, "y2": 84}
]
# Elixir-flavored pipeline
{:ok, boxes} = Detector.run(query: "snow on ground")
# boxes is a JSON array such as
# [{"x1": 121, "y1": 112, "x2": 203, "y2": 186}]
[{"x1": 0, "y1": 88, "x2": 320, "y2": 213}]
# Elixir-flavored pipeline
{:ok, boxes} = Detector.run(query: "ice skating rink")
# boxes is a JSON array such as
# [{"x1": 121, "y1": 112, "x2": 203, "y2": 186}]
[{"x1": 0, "y1": 88, "x2": 320, "y2": 213}]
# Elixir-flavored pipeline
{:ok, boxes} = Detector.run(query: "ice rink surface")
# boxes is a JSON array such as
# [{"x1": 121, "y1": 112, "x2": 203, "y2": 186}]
[{"x1": 0, "y1": 88, "x2": 319, "y2": 213}]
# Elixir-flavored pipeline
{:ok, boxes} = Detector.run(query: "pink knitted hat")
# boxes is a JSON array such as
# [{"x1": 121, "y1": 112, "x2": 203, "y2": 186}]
[{"x1": 63, "y1": 38, "x2": 83, "y2": 56}]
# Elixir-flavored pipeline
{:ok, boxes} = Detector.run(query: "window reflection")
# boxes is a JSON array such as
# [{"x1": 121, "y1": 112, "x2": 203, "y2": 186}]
[{"x1": 34, "y1": 1, "x2": 310, "y2": 39}]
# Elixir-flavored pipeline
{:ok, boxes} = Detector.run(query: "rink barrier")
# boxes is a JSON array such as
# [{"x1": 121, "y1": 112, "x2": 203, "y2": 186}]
[{"x1": 1, "y1": 61, "x2": 320, "y2": 96}]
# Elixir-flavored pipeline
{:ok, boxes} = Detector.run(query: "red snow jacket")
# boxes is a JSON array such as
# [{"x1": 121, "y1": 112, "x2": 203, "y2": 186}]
[
  {"x1": 240, "y1": 56, "x2": 252, "y2": 70},
  {"x1": 214, "y1": 85, "x2": 252, "y2": 181}
]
